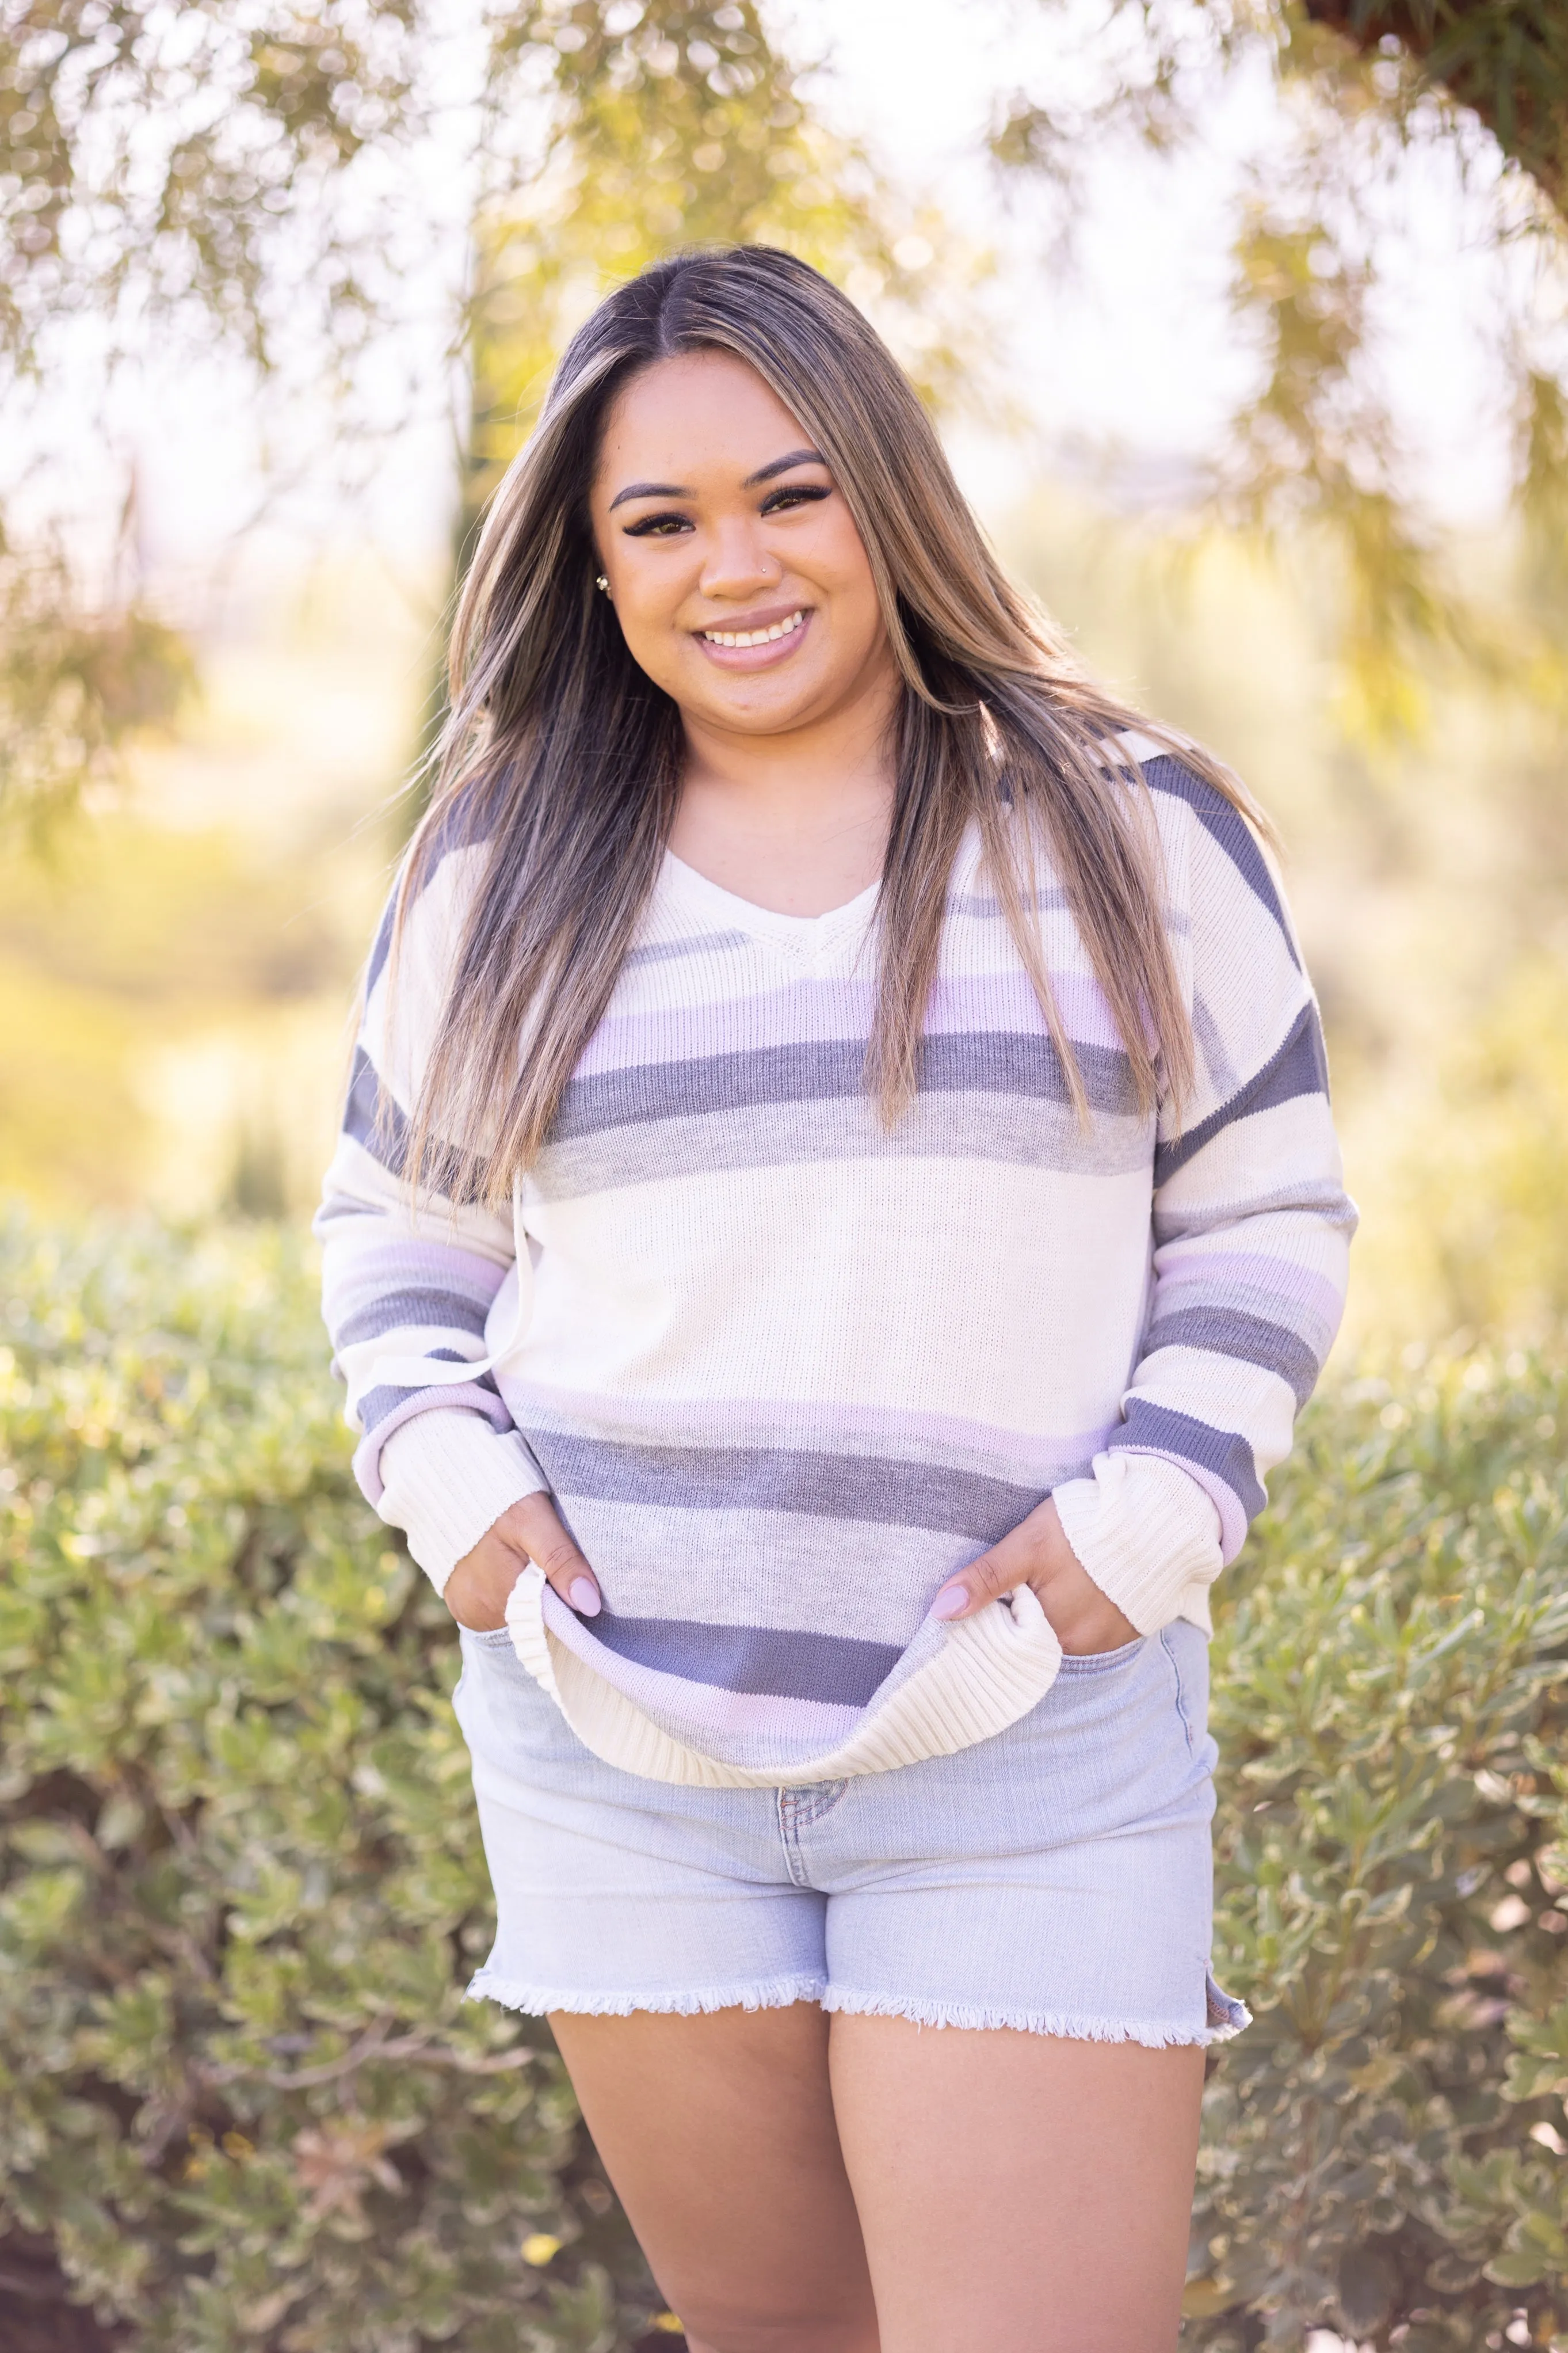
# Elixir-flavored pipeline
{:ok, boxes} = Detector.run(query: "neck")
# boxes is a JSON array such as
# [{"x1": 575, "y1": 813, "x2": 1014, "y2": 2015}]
[{"x1": 669, "y1": 659, "x2": 901, "y2": 917}]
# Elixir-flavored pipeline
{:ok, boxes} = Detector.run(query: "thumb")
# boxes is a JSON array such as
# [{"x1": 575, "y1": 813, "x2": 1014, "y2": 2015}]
[
  {"x1": 496, "y1": 1492, "x2": 602, "y2": 1619},
  {"x1": 928, "y1": 1527, "x2": 1031, "y2": 1625}
]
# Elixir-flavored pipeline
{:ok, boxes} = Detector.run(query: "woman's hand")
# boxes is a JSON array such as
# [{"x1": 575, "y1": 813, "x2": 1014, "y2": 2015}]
[
  {"x1": 928, "y1": 1497, "x2": 1138, "y2": 1657},
  {"x1": 443, "y1": 1493, "x2": 602, "y2": 1633}
]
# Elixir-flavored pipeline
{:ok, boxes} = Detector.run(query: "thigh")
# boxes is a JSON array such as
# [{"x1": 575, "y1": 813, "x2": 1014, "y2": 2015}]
[
  {"x1": 829, "y1": 2013, "x2": 1203, "y2": 2353},
  {"x1": 551, "y1": 2002, "x2": 879, "y2": 2353}
]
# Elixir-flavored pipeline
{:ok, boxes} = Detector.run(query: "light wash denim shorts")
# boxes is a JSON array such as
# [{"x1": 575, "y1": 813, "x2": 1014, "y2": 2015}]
[{"x1": 452, "y1": 1616, "x2": 1249, "y2": 2047}]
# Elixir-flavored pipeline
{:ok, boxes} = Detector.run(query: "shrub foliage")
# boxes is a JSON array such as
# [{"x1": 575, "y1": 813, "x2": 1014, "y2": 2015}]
[
  {"x1": 2, "y1": 1217, "x2": 1568, "y2": 2350},
  {"x1": 0, "y1": 1219, "x2": 655, "y2": 2351},
  {"x1": 1197, "y1": 1336, "x2": 1568, "y2": 2350}
]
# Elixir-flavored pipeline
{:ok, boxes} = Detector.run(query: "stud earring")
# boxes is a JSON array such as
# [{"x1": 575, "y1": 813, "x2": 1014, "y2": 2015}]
[{"x1": 595, "y1": 574, "x2": 609, "y2": 592}]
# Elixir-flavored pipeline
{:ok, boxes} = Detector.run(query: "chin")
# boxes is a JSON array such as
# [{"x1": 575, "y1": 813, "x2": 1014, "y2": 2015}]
[{"x1": 711, "y1": 691, "x2": 819, "y2": 732}]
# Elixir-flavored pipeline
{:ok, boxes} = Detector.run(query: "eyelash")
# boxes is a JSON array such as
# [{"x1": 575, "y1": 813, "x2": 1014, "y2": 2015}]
[
  {"x1": 621, "y1": 484, "x2": 831, "y2": 538},
  {"x1": 763, "y1": 484, "x2": 831, "y2": 516}
]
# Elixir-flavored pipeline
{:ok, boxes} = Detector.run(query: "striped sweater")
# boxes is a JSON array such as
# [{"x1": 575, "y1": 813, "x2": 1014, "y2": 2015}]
[{"x1": 315, "y1": 749, "x2": 1354, "y2": 1787}]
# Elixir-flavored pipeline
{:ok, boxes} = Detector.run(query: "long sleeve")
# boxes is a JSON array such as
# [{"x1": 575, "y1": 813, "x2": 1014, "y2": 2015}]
[
  {"x1": 1052, "y1": 757, "x2": 1357, "y2": 1633},
  {"x1": 314, "y1": 846, "x2": 547, "y2": 1590}
]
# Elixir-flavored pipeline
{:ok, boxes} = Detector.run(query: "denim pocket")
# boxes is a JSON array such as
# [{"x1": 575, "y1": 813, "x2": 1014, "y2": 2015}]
[
  {"x1": 1056, "y1": 1634, "x2": 1147, "y2": 1676},
  {"x1": 457, "y1": 1623, "x2": 517, "y2": 1653},
  {"x1": 1158, "y1": 1623, "x2": 1205, "y2": 1757}
]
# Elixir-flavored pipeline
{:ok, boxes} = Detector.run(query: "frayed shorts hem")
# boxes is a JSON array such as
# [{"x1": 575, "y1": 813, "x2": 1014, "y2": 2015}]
[
  {"x1": 823, "y1": 1980, "x2": 1251, "y2": 2047},
  {"x1": 466, "y1": 1967, "x2": 1252, "y2": 2046},
  {"x1": 466, "y1": 1967, "x2": 828, "y2": 2018}
]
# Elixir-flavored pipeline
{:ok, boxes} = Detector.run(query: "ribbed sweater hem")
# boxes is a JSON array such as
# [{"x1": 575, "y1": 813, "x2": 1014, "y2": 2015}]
[{"x1": 503, "y1": 1564, "x2": 1064, "y2": 1786}]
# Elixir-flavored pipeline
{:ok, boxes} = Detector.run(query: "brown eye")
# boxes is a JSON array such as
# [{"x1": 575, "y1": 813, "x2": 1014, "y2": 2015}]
[
  {"x1": 761, "y1": 485, "x2": 830, "y2": 515},
  {"x1": 623, "y1": 512, "x2": 693, "y2": 538}
]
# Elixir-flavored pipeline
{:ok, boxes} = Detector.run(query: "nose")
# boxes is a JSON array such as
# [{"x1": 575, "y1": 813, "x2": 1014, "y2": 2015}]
[{"x1": 699, "y1": 513, "x2": 782, "y2": 602}]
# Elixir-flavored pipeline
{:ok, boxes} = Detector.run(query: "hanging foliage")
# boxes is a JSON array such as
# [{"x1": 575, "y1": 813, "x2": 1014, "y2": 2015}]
[
  {"x1": 992, "y1": 0, "x2": 1568, "y2": 740},
  {"x1": 0, "y1": 0, "x2": 968, "y2": 837}
]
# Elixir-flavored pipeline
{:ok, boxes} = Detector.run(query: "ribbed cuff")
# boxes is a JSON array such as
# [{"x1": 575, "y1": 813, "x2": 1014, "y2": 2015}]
[
  {"x1": 376, "y1": 1408, "x2": 549, "y2": 1595},
  {"x1": 1052, "y1": 1454, "x2": 1225, "y2": 1635}
]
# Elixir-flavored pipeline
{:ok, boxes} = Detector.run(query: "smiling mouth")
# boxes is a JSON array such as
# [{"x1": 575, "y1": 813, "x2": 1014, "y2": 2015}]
[{"x1": 700, "y1": 608, "x2": 807, "y2": 649}]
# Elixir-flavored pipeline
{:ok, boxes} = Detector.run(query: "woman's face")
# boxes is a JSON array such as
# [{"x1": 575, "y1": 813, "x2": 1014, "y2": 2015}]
[{"x1": 588, "y1": 349, "x2": 895, "y2": 742}]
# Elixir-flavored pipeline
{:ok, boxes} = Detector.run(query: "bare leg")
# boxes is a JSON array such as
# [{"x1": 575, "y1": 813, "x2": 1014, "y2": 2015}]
[
  {"x1": 550, "y1": 2003, "x2": 879, "y2": 2353},
  {"x1": 829, "y1": 2015, "x2": 1203, "y2": 2353}
]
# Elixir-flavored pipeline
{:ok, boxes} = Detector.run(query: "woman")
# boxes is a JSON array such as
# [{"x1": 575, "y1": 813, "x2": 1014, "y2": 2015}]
[{"x1": 318, "y1": 245, "x2": 1353, "y2": 2352}]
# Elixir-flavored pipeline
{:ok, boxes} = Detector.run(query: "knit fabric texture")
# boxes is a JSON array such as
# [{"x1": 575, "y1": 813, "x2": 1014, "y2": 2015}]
[{"x1": 315, "y1": 750, "x2": 1355, "y2": 1784}]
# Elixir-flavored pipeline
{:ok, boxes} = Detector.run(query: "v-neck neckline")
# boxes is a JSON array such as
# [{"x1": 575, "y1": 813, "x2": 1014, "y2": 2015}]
[{"x1": 660, "y1": 848, "x2": 882, "y2": 957}]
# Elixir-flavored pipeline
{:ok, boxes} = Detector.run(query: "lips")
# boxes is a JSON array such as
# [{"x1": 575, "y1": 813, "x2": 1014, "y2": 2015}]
[
  {"x1": 692, "y1": 604, "x2": 812, "y2": 670},
  {"x1": 700, "y1": 608, "x2": 806, "y2": 649}
]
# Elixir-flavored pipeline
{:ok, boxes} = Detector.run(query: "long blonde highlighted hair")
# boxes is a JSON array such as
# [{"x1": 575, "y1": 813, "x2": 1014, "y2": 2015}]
[{"x1": 396, "y1": 243, "x2": 1266, "y2": 1206}]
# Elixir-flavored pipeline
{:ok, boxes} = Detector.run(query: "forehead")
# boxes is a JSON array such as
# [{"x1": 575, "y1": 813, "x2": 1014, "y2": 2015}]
[{"x1": 593, "y1": 351, "x2": 808, "y2": 489}]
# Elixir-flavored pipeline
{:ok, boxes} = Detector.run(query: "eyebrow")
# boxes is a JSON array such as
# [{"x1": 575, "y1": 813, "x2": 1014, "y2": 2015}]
[
  {"x1": 743, "y1": 448, "x2": 827, "y2": 488},
  {"x1": 606, "y1": 448, "x2": 827, "y2": 512},
  {"x1": 608, "y1": 479, "x2": 690, "y2": 511}
]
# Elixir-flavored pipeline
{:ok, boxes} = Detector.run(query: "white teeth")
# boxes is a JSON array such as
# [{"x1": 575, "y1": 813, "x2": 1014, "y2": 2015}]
[{"x1": 703, "y1": 610, "x2": 805, "y2": 648}]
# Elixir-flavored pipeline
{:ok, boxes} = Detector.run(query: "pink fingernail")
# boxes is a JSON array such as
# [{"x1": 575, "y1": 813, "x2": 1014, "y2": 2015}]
[
  {"x1": 569, "y1": 1577, "x2": 601, "y2": 1618},
  {"x1": 930, "y1": 1585, "x2": 968, "y2": 1621}
]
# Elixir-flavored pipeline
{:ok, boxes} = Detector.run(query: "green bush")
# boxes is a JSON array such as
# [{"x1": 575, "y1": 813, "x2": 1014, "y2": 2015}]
[
  {"x1": 0, "y1": 1217, "x2": 658, "y2": 2352},
  {"x1": 1197, "y1": 1347, "x2": 1568, "y2": 2350},
  {"x1": 2, "y1": 1216, "x2": 1568, "y2": 2351}
]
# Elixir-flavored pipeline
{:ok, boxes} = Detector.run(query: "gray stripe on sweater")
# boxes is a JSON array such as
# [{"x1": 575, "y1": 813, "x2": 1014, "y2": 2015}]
[
  {"x1": 344, "y1": 1046, "x2": 410, "y2": 1174},
  {"x1": 1155, "y1": 1002, "x2": 1329, "y2": 1184},
  {"x1": 358, "y1": 1351, "x2": 501, "y2": 1435},
  {"x1": 1153, "y1": 1174, "x2": 1356, "y2": 1246},
  {"x1": 1142, "y1": 756, "x2": 1300, "y2": 967},
  {"x1": 551, "y1": 1030, "x2": 1139, "y2": 1143},
  {"x1": 335, "y1": 1290, "x2": 490, "y2": 1347},
  {"x1": 1143, "y1": 1305, "x2": 1320, "y2": 1407},
  {"x1": 342, "y1": 1045, "x2": 487, "y2": 1198},
  {"x1": 537, "y1": 1431, "x2": 1045, "y2": 1544},
  {"x1": 1109, "y1": 1400, "x2": 1265, "y2": 1519},
  {"x1": 560, "y1": 1499, "x2": 990, "y2": 1646},
  {"x1": 948, "y1": 886, "x2": 1073, "y2": 918},
  {"x1": 624, "y1": 928, "x2": 753, "y2": 969},
  {"x1": 586, "y1": 1613, "x2": 903, "y2": 1705},
  {"x1": 1159, "y1": 1277, "x2": 1341, "y2": 1364},
  {"x1": 1147, "y1": 1308, "x2": 1316, "y2": 1393},
  {"x1": 535, "y1": 1090, "x2": 1150, "y2": 1198}
]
